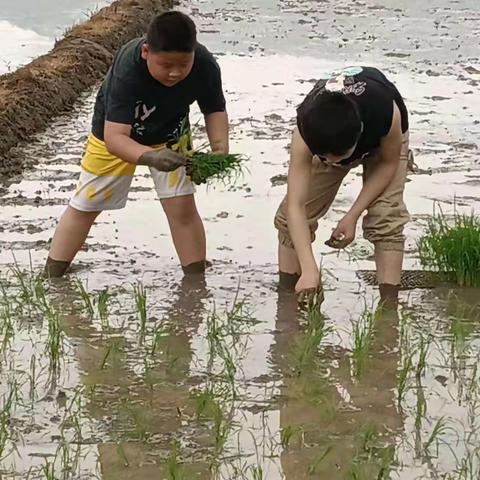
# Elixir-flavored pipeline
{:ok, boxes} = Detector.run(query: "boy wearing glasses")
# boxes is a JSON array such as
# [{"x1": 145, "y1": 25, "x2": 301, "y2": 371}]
[{"x1": 274, "y1": 66, "x2": 410, "y2": 307}]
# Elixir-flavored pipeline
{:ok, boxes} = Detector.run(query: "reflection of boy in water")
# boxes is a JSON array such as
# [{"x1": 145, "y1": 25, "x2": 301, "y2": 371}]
[
  {"x1": 274, "y1": 67, "x2": 411, "y2": 307},
  {"x1": 68, "y1": 276, "x2": 211, "y2": 477},
  {"x1": 45, "y1": 12, "x2": 228, "y2": 278},
  {"x1": 273, "y1": 291, "x2": 402, "y2": 478}
]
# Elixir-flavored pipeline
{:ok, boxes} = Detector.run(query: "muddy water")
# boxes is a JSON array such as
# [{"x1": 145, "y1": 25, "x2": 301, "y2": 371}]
[{"x1": 1, "y1": 0, "x2": 480, "y2": 478}]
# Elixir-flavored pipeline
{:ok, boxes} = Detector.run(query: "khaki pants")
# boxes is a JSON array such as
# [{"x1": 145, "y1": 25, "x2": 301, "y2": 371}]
[{"x1": 274, "y1": 132, "x2": 411, "y2": 252}]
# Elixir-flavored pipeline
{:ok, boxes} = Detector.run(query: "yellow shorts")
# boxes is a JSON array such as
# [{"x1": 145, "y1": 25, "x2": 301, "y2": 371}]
[{"x1": 69, "y1": 135, "x2": 195, "y2": 212}]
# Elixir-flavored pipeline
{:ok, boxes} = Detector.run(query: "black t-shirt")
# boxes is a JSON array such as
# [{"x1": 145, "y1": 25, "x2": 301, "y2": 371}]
[
  {"x1": 91, "y1": 38, "x2": 226, "y2": 146},
  {"x1": 297, "y1": 66, "x2": 409, "y2": 164}
]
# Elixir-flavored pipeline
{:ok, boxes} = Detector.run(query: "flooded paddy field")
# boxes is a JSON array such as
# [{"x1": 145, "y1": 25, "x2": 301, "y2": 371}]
[{"x1": 0, "y1": 0, "x2": 480, "y2": 478}]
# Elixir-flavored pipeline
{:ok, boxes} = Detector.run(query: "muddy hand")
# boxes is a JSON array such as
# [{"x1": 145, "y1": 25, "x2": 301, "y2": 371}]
[
  {"x1": 326, "y1": 215, "x2": 357, "y2": 249},
  {"x1": 325, "y1": 234, "x2": 350, "y2": 249},
  {"x1": 297, "y1": 287, "x2": 323, "y2": 309},
  {"x1": 137, "y1": 148, "x2": 187, "y2": 172}
]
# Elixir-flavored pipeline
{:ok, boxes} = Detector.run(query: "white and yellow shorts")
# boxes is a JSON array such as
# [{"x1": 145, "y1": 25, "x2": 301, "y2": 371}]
[{"x1": 69, "y1": 135, "x2": 195, "y2": 212}]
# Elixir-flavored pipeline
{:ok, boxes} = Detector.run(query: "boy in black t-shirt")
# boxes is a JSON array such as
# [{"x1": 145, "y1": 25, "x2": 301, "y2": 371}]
[
  {"x1": 274, "y1": 67, "x2": 411, "y2": 307},
  {"x1": 45, "y1": 12, "x2": 228, "y2": 277}
]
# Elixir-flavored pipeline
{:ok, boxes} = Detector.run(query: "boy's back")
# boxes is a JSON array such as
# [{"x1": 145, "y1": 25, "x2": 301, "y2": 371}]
[{"x1": 298, "y1": 66, "x2": 409, "y2": 164}]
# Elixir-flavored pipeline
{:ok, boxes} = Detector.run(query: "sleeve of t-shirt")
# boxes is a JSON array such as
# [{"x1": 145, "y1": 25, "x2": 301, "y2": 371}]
[
  {"x1": 104, "y1": 73, "x2": 138, "y2": 125},
  {"x1": 196, "y1": 57, "x2": 226, "y2": 115},
  {"x1": 367, "y1": 83, "x2": 394, "y2": 138}
]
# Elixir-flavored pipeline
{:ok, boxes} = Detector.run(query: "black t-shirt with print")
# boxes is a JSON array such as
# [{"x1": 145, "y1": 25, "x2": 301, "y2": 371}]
[
  {"x1": 297, "y1": 66, "x2": 409, "y2": 165},
  {"x1": 91, "y1": 38, "x2": 226, "y2": 146}
]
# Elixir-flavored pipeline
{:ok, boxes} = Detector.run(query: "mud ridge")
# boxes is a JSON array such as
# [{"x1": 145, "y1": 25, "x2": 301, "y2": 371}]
[{"x1": 0, "y1": 0, "x2": 173, "y2": 178}]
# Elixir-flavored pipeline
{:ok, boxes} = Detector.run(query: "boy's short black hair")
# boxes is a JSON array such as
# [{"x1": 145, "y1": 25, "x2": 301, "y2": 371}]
[
  {"x1": 146, "y1": 11, "x2": 197, "y2": 53},
  {"x1": 297, "y1": 91, "x2": 362, "y2": 156}
]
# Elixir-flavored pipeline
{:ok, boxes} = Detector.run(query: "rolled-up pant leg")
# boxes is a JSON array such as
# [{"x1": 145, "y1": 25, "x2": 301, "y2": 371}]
[{"x1": 362, "y1": 132, "x2": 411, "y2": 251}]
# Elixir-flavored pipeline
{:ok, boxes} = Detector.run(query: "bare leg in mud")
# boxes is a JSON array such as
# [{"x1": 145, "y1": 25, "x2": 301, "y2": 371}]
[
  {"x1": 160, "y1": 194, "x2": 208, "y2": 274},
  {"x1": 46, "y1": 206, "x2": 100, "y2": 277}
]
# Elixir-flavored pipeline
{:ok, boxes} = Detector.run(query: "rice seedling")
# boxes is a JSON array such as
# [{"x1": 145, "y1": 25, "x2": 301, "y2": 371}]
[
  {"x1": 10, "y1": 263, "x2": 35, "y2": 308},
  {"x1": 129, "y1": 406, "x2": 150, "y2": 443},
  {"x1": 450, "y1": 314, "x2": 475, "y2": 361},
  {"x1": 307, "y1": 446, "x2": 333, "y2": 475},
  {"x1": 45, "y1": 304, "x2": 63, "y2": 367},
  {"x1": 174, "y1": 120, "x2": 246, "y2": 186},
  {"x1": 423, "y1": 417, "x2": 453, "y2": 458},
  {"x1": 291, "y1": 301, "x2": 330, "y2": 375},
  {"x1": 211, "y1": 401, "x2": 233, "y2": 467},
  {"x1": 0, "y1": 378, "x2": 20, "y2": 462},
  {"x1": 100, "y1": 337, "x2": 124, "y2": 369},
  {"x1": 351, "y1": 304, "x2": 379, "y2": 378},
  {"x1": 166, "y1": 440, "x2": 186, "y2": 480},
  {"x1": 415, "y1": 336, "x2": 432, "y2": 381},
  {"x1": 29, "y1": 354, "x2": 37, "y2": 402},
  {"x1": 280, "y1": 425, "x2": 304, "y2": 449},
  {"x1": 40, "y1": 459, "x2": 56, "y2": 480},
  {"x1": 359, "y1": 424, "x2": 380, "y2": 455},
  {"x1": 37, "y1": 440, "x2": 81, "y2": 480},
  {"x1": 467, "y1": 357, "x2": 480, "y2": 401},
  {"x1": 417, "y1": 206, "x2": 480, "y2": 287},
  {"x1": 453, "y1": 446, "x2": 480, "y2": 479},
  {"x1": 0, "y1": 303, "x2": 14, "y2": 356},
  {"x1": 346, "y1": 433, "x2": 395, "y2": 480},
  {"x1": 75, "y1": 280, "x2": 94, "y2": 317},
  {"x1": 96, "y1": 287, "x2": 111, "y2": 326},
  {"x1": 186, "y1": 151, "x2": 245, "y2": 186},
  {"x1": 148, "y1": 321, "x2": 171, "y2": 357},
  {"x1": 205, "y1": 310, "x2": 241, "y2": 400},
  {"x1": 414, "y1": 383, "x2": 427, "y2": 452},
  {"x1": 61, "y1": 390, "x2": 84, "y2": 443},
  {"x1": 116, "y1": 443, "x2": 129, "y2": 468},
  {"x1": 33, "y1": 273, "x2": 50, "y2": 313},
  {"x1": 246, "y1": 465, "x2": 264, "y2": 480},
  {"x1": 397, "y1": 350, "x2": 414, "y2": 408},
  {"x1": 132, "y1": 282, "x2": 148, "y2": 332},
  {"x1": 377, "y1": 446, "x2": 396, "y2": 479}
]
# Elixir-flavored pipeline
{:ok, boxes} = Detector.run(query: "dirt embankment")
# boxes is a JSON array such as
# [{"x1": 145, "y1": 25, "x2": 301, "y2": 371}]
[{"x1": 0, "y1": 0, "x2": 173, "y2": 178}]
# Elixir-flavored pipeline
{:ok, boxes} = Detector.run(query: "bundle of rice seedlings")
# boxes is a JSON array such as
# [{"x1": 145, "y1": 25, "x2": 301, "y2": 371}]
[
  {"x1": 186, "y1": 151, "x2": 245, "y2": 185},
  {"x1": 417, "y1": 207, "x2": 480, "y2": 287},
  {"x1": 171, "y1": 120, "x2": 246, "y2": 186}
]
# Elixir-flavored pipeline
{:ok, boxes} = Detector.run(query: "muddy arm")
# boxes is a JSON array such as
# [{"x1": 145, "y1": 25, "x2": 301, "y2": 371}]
[{"x1": 286, "y1": 128, "x2": 318, "y2": 280}]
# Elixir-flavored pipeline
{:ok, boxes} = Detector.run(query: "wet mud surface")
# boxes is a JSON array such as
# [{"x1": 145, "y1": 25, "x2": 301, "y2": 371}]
[{"x1": 1, "y1": 0, "x2": 480, "y2": 478}]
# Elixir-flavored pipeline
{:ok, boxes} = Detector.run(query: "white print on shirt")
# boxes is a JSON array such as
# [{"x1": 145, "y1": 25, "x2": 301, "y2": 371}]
[
  {"x1": 343, "y1": 81, "x2": 366, "y2": 96},
  {"x1": 325, "y1": 74, "x2": 346, "y2": 93},
  {"x1": 133, "y1": 101, "x2": 157, "y2": 136},
  {"x1": 325, "y1": 75, "x2": 366, "y2": 96},
  {"x1": 135, "y1": 103, "x2": 157, "y2": 122}
]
